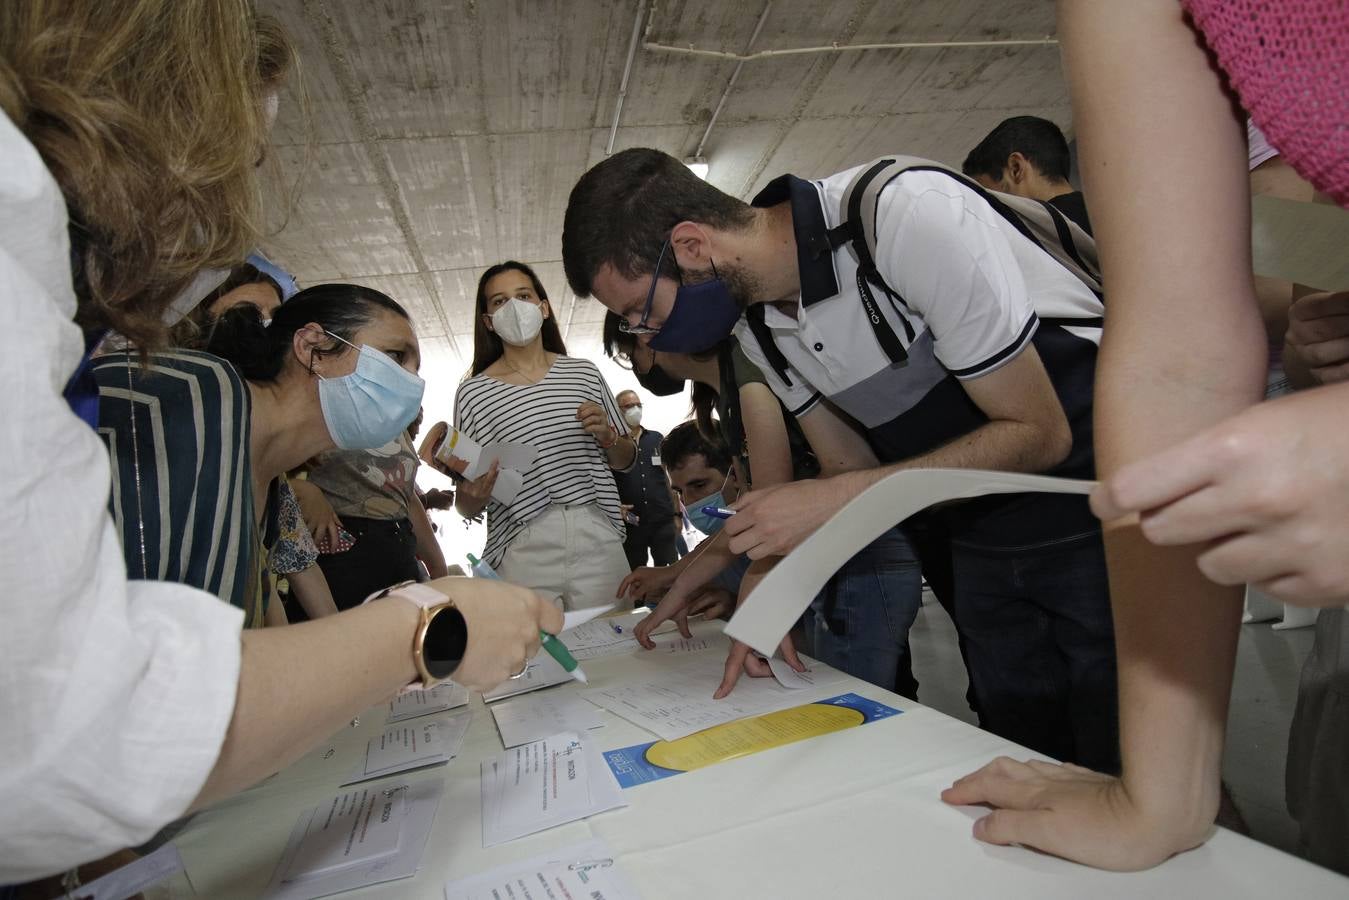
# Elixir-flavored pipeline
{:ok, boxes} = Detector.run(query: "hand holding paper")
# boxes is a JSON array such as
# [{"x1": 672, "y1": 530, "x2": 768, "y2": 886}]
[
  {"x1": 1088, "y1": 386, "x2": 1349, "y2": 606},
  {"x1": 726, "y1": 470, "x2": 1095, "y2": 656}
]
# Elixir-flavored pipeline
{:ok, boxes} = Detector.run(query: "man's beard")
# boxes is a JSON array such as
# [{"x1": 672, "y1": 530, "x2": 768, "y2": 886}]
[{"x1": 682, "y1": 260, "x2": 760, "y2": 311}]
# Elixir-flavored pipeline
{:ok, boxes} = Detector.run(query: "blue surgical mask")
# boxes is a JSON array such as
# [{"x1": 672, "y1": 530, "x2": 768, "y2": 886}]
[
  {"x1": 684, "y1": 473, "x2": 732, "y2": 535},
  {"x1": 315, "y1": 331, "x2": 425, "y2": 450},
  {"x1": 647, "y1": 258, "x2": 742, "y2": 354}
]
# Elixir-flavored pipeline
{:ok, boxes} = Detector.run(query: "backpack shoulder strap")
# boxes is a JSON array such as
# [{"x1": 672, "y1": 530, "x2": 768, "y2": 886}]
[
  {"x1": 743, "y1": 304, "x2": 794, "y2": 387},
  {"x1": 838, "y1": 156, "x2": 1103, "y2": 299}
]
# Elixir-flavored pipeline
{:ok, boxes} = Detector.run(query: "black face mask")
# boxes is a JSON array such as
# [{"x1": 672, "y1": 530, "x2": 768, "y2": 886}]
[{"x1": 635, "y1": 362, "x2": 686, "y2": 396}]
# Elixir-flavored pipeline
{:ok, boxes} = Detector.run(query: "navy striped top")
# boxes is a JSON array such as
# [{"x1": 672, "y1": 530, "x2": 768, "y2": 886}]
[
  {"x1": 94, "y1": 350, "x2": 273, "y2": 628},
  {"x1": 454, "y1": 355, "x2": 628, "y2": 567}
]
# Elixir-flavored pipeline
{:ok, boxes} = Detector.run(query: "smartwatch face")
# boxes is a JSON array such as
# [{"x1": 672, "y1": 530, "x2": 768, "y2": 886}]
[{"x1": 422, "y1": 606, "x2": 468, "y2": 679}]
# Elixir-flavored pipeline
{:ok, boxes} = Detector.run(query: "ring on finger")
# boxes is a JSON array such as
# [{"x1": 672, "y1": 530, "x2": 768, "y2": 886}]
[{"x1": 509, "y1": 660, "x2": 529, "y2": 679}]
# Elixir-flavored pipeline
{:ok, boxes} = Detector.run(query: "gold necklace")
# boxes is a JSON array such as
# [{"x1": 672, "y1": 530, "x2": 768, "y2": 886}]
[{"x1": 499, "y1": 353, "x2": 550, "y2": 384}]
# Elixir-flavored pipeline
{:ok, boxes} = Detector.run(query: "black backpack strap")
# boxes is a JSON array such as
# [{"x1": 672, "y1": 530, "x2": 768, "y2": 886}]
[
  {"x1": 836, "y1": 159, "x2": 918, "y2": 364},
  {"x1": 743, "y1": 304, "x2": 794, "y2": 387}
]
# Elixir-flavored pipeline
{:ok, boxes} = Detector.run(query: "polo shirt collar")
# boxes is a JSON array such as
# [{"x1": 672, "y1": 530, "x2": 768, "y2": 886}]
[{"x1": 751, "y1": 174, "x2": 839, "y2": 308}]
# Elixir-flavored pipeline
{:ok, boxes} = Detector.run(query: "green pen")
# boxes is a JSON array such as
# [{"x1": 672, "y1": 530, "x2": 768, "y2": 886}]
[{"x1": 466, "y1": 553, "x2": 588, "y2": 684}]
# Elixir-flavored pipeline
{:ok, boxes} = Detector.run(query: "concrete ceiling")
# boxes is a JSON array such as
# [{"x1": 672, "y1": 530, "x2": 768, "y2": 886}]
[{"x1": 258, "y1": 0, "x2": 1069, "y2": 381}]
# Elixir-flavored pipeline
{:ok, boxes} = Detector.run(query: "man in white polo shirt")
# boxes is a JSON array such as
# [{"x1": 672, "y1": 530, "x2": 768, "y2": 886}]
[{"x1": 562, "y1": 148, "x2": 1117, "y2": 773}]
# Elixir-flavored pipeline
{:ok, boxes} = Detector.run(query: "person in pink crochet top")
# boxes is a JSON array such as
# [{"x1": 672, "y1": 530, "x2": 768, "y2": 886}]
[{"x1": 944, "y1": 0, "x2": 1349, "y2": 874}]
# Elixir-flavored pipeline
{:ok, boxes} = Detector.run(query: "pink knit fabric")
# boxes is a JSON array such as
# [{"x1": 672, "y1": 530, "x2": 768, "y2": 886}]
[{"x1": 1183, "y1": 0, "x2": 1349, "y2": 207}]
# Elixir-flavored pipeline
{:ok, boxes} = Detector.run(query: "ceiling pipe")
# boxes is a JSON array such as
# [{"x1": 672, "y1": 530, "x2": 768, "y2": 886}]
[
  {"x1": 694, "y1": 1, "x2": 773, "y2": 158},
  {"x1": 645, "y1": 35, "x2": 1058, "y2": 64},
  {"x1": 606, "y1": 0, "x2": 648, "y2": 156}
]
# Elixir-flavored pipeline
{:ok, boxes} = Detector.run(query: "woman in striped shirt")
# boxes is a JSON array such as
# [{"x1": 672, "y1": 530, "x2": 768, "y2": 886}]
[{"x1": 435, "y1": 261, "x2": 636, "y2": 610}]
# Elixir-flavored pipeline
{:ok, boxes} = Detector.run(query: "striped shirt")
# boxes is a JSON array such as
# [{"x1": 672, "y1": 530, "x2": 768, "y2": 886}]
[
  {"x1": 94, "y1": 350, "x2": 273, "y2": 628},
  {"x1": 454, "y1": 355, "x2": 628, "y2": 567}
]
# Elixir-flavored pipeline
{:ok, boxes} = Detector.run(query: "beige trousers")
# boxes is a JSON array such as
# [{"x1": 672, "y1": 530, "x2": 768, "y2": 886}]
[{"x1": 497, "y1": 503, "x2": 632, "y2": 612}]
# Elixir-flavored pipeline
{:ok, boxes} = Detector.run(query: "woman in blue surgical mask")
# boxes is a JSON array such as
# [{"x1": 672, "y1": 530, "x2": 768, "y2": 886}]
[
  {"x1": 419, "y1": 260, "x2": 637, "y2": 611},
  {"x1": 255, "y1": 287, "x2": 451, "y2": 612},
  {"x1": 95, "y1": 283, "x2": 429, "y2": 627}
]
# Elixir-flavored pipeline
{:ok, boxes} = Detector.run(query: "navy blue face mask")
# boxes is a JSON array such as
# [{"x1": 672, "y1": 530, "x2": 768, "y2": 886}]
[{"x1": 643, "y1": 243, "x2": 743, "y2": 354}]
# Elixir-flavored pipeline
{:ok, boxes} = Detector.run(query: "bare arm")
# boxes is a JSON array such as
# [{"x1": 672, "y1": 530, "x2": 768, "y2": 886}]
[
  {"x1": 943, "y1": 0, "x2": 1263, "y2": 870},
  {"x1": 193, "y1": 597, "x2": 420, "y2": 807},
  {"x1": 736, "y1": 382, "x2": 798, "y2": 487},
  {"x1": 194, "y1": 576, "x2": 562, "y2": 808},
  {"x1": 795, "y1": 399, "x2": 878, "y2": 477},
  {"x1": 726, "y1": 348, "x2": 1070, "y2": 558},
  {"x1": 288, "y1": 565, "x2": 339, "y2": 619},
  {"x1": 408, "y1": 492, "x2": 448, "y2": 578}
]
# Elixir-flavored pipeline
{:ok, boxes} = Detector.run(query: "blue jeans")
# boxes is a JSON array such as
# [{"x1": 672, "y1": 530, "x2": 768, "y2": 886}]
[
  {"x1": 952, "y1": 532, "x2": 1120, "y2": 773},
  {"x1": 801, "y1": 526, "x2": 923, "y2": 699}
]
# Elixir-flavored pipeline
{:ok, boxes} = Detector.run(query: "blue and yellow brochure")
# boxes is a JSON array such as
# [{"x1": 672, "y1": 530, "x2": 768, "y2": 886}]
[{"x1": 603, "y1": 692, "x2": 901, "y2": 788}]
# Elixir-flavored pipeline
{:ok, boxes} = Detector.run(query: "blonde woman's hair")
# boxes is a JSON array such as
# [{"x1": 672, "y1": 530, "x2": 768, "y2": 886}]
[{"x1": 0, "y1": 0, "x2": 294, "y2": 349}]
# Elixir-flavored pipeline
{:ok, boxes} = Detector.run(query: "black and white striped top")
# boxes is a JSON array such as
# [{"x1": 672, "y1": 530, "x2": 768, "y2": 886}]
[{"x1": 454, "y1": 355, "x2": 628, "y2": 567}]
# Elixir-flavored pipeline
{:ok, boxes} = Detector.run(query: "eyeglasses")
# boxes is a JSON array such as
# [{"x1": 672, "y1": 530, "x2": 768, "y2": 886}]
[{"x1": 617, "y1": 239, "x2": 671, "y2": 336}]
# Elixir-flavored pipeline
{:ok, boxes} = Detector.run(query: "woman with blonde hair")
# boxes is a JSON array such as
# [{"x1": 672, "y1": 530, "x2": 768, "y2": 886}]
[{"x1": 0, "y1": 0, "x2": 559, "y2": 883}]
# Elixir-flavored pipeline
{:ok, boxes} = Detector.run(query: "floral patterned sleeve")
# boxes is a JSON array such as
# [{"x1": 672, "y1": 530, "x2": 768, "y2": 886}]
[{"x1": 271, "y1": 477, "x2": 319, "y2": 576}]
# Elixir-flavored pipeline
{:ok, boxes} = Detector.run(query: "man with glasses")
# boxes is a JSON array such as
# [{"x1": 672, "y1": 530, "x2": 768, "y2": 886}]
[{"x1": 561, "y1": 147, "x2": 1119, "y2": 774}]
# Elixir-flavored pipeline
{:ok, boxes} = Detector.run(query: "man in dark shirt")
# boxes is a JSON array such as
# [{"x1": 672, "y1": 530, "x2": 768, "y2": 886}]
[
  {"x1": 613, "y1": 389, "x2": 681, "y2": 568},
  {"x1": 963, "y1": 115, "x2": 1093, "y2": 235}
]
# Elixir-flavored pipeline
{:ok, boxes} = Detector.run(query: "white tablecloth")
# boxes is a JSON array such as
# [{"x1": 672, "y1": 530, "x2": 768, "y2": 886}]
[{"x1": 170, "y1": 620, "x2": 1348, "y2": 898}]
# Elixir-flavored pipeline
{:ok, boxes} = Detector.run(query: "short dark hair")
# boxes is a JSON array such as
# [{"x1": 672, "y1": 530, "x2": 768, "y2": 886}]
[
  {"x1": 562, "y1": 148, "x2": 755, "y2": 298},
  {"x1": 471, "y1": 260, "x2": 568, "y2": 377},
  {"x1": 962, "y1": 116, "x2": 1071, "y2": 182},
  {"x1": 660, "y1": 420, "x2": 732, "y2": 476},
  {"x1": 206, "y1": 282, "x2": 409, "y2": 383}
]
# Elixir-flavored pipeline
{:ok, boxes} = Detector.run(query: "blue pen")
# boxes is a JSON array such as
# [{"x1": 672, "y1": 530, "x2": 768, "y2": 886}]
[{"x1": 700, "y1": 506, "x2": 737, "y2": 520}]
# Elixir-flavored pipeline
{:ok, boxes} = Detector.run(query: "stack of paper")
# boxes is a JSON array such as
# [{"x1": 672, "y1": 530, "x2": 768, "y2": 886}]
[
  {"x1": 444, "y1": 839, "x2": 642, "y2": 899},
  {"x1": 265, "y1": 779, "x2": 443, "y2": 899},
  {"x1": 480, "y1": 732, "x2": 626, "y2": 847},
  {"x1": 386, "y1": 682, "x2": 469, "y2": 723},
  {"x1": 491, "y1": 692, "x2": 605, "y2": 748},
  {"x1": 344, "y1": 712, "x2": 471, "y2": 785}
]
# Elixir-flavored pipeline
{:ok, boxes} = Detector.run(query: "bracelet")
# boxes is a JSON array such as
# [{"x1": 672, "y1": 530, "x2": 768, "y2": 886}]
[{"x1": 597, "y1": 431, "x2": 618, "y2": 450}]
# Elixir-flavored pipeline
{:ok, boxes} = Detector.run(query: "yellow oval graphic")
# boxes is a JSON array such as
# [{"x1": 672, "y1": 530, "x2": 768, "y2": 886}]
[{"x1": 645, "y1": 703, "x2": 866, "y2": 773}]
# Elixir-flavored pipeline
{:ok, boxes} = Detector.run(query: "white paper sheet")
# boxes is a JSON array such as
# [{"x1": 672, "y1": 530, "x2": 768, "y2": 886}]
[
  {"x1": 346, "y1": 712, "x2": 471, "y2": 784},
  {"x1": 443, "y1": 839, "x2": 642, "y2": 900},
  {"x1": 725, "y1": 469, "x2": 1095, "y2": 656},
  {"x1": 68, "y1": 843, "x2": 184, "y2": 900},
  {"x1": 561, "y1": 619, "x2": 639, "y2": 659},
  {"x1": 434, "y1": 426, "x2": 539, "y2": 506},
  {"x1": 561, "y1": 609, "x2": 680, "y2": 661},
  {"x1": 385, "y1": 682, "x2": 469, "y2": 723},
  {"x1": 491, "y1": 692, "x2": 605, "y2": 748},
  {"x1": 265, "y1": 779, "x2": 444, "y2": 899},
  {"x1": 481, "y1": 651, "x2": 573, "y2": 702},
  {"x1": 286, "y1": 788, "x2": 407, "y2": 882},
  {"x1": 480, "y1": 732, "x2": 627, "y2": 847},
  {"x1": 767, "y1": 656, "x2": 816, "y2": 689},
  {"x1": 653, "y1": 636, "x2": 713, "y2": 654},
  {"x1": 1251, "y1": 194, "x2": 1349, "y2": 290},
  {"x1": 580, "y1": 652, "x2": 845, "y2": 741},
  {"x1": 563, "y1": 604, "x2": 618, "y2": 631}
]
